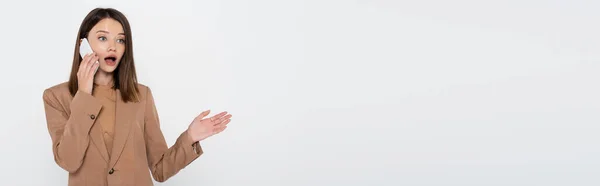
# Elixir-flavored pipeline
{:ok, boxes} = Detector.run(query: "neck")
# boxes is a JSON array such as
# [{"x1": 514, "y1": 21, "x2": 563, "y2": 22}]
[{"x1": 94, "y1": 70, "x2": 114, "y2": 86}]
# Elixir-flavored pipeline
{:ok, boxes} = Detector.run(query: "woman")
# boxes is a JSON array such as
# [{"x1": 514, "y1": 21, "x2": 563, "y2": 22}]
[{"x1": 42, "y1": 8, "x2": 232, "y2": 185}]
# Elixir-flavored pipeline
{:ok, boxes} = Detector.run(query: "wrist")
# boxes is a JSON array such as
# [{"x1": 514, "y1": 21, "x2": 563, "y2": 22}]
[
  {"x1": 187, "y1": 129, "x2": 197, "y2": 142},
  {"x1": 78, "y1": 87, "x2": 91, "y2": 95}
]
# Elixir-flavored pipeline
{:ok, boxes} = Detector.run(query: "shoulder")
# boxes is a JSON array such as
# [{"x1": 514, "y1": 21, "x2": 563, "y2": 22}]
[
  {"x1": 42, "y1": 82, "x2": 72, "y2": 106},
  {"x1": 135, "y1": 83, "x2": 153, "y2": 101},
  {"x1": 42, "y1": 82, "x2": 70, "y2": 99},
  {"x1": 136, "y1": 83, "x2": 150, "y2": 95}
]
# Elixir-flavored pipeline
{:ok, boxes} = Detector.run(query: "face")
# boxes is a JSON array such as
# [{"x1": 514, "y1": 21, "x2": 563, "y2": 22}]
[{"x1": 84, "y1": 18, "x2": 126, "y2": 74}]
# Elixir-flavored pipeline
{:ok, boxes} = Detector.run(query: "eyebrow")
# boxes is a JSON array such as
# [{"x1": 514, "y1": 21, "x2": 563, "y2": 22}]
[{"x1": 96, "y1": 30, "x2": 125, "y2": 35}]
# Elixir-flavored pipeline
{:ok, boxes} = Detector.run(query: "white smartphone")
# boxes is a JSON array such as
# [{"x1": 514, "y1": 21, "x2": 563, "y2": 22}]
[
  {"x1": 79, "y1": 38, "x2": 98, "y2": 74},
  {"x1": 79, "y1": 38, "x2": 93, "y2": 58}
]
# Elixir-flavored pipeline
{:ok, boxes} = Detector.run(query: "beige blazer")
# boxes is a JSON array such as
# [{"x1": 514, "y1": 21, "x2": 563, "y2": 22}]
[{"x1": 42, "y1": 82, "x2": 202, "y2": 185}]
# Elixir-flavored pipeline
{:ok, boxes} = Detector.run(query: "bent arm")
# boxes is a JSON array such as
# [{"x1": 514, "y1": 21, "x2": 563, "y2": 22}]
[
  {"x1": 43, "y1": 89, "x2": 102, "y2": 173},
  {"x1": 144, "y1": 88, "x2": 202, "y2": 182}
]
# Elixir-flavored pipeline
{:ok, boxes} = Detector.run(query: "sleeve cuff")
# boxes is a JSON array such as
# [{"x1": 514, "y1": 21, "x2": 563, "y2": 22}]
[
  {"x1": 69, "y1": 90, "x2": 103, "y2": 131},
  {"x1": 71, "y1": 90, "x2": 102, "y2": 113},
  {"x1": 179, "y1": 131, "x2": 203, "y2": 156}
]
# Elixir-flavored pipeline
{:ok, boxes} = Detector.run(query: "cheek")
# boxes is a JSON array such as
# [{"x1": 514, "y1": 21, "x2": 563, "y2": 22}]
[
  {"x1": 117, "y1": 46, "x2": 125, "y2": 61},
  {"x1": 91, "y1": 42, "x2": 107, "y2": 51}
]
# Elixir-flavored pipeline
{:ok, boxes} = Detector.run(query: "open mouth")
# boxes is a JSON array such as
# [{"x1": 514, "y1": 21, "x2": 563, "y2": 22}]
[{"x1": 104, "y1": 56, "x2": 117, "y2": 66}]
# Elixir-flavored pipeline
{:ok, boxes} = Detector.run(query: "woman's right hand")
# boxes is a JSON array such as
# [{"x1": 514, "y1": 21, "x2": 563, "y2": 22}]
[{"x1": 77, "y1": 53, "x2": 99, "y2": 94}]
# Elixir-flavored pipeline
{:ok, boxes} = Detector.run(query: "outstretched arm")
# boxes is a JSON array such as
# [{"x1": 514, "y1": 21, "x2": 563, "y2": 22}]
[{"x1": 144, "y1": 87, "x2": 232, "y2": 182}]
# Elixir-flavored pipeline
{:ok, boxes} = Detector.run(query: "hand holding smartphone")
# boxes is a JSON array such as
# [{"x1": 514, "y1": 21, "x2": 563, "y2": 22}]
[{"x1": 77, "y1": 38, "x2": 100, "y2": 94}]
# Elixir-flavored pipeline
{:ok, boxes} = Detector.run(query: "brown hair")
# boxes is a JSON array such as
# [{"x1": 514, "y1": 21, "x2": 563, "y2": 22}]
[{"x1": 68, "y1": 8, "x2": 140, "y2": 103}]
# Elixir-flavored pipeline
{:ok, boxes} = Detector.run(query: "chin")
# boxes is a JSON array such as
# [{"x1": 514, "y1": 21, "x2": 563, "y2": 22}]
[
  {"x1": 99, "y1": 66, "x2": 118, "y2": 73},
  {"x1": 99, "y1": 63, "x2": 119, "y2": 73}
]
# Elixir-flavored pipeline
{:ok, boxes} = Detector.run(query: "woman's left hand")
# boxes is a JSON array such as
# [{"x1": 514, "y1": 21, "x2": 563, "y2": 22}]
[{"x1": 187, "y1": 110, "x2": 232, "y2": 142}]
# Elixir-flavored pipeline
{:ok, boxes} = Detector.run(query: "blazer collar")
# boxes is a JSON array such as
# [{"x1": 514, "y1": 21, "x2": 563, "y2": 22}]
[{"x1": 109, "y1": 89, "x2": 134, "y2": 168}]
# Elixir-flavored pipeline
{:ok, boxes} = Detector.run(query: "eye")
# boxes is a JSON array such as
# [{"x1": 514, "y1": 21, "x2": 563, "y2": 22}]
[
  {"x1": 117, "y1": 39, "x2": 126, "y2": 44},
  {"x1": 98, "y1": 36, "x2": 107, "y2": 41}
]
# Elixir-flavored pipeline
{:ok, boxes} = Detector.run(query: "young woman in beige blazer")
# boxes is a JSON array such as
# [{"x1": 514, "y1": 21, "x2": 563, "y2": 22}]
[{"x1": 42, "y1": 8, "x2": 233, "y2": 185}]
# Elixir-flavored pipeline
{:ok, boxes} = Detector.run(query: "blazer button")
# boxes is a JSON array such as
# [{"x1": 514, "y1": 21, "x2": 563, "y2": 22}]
[
  {"x1": 108, "y1": 168, "x2": 114, "y2": 174},
  {"x1": 90, "y1": 115, "x2": 96, "y2": 120}
]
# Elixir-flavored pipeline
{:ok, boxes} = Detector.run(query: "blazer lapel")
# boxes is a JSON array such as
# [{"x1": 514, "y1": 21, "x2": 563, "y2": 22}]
[
  {"x1": 109, "y1": 89, "x2": 134, "y2": 168},
  {"x1": 89, "y1": 119, "x2": 110, "y2": 163}
]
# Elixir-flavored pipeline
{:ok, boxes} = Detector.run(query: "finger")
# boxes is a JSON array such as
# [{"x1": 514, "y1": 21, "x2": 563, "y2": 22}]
[
  {"x1": 82, "y1": 53, "x2": 95, "y2": 74},
  {"x1": 95, "y1": 60, "x2": 99, "y2": 74},
  {"x1": 79, "y1": 53, "x2": 91, "y2": 73},
  {"x1": 210, "y1": 111, "x2": 228, "y2": 121},
  {"x1": 216, "y1": 119, "x2": 231, "y2": 127},
  {"x1": 78, "y1": 53, "x2": 87, "y2": 72},
  {"x1": 213, "y1": 126, "x2": 227, "y2": 134},
  {"x1": 196, "y1": 110, "x2": 211, "y2": 120},
  {"x1": 88, "y1": 60, "x2": 99, "y2": 76},
  {"x1": 86, "y1": 54, "x2": 98, "y2": 75},
  {"x1": 213, "y1": 114, "x2": 232, "y2": 125}
]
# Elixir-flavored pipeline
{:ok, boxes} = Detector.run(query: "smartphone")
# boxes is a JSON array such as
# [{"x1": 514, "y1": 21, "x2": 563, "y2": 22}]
[
  {"x1": 79, "y1": 38, "x2": 93, "y2": 58},
  {"x1": 79, "y1": 38, "x2": 98, "y2": 74}
]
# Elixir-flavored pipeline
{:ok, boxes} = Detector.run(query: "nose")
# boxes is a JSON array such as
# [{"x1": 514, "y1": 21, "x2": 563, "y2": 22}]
[{"x1": 107, "y1": 40, "x2": 117, "y2": 52}]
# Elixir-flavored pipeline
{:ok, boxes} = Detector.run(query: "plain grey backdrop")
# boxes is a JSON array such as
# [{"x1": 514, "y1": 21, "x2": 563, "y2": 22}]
[{"x1": 1, "y1": 0, "x2": 599, "y2": 185}]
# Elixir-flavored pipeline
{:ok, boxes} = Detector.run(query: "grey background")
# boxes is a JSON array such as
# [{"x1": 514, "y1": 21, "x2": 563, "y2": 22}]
[{"x1": 0, "y1": 0, "x2": 599, "y2": 185}]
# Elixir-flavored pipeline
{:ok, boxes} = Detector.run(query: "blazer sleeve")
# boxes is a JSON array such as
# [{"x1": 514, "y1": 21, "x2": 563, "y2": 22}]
[
  {"x1": 144, "y1": 87, "x2": 203, "y2": 182},
  {"x1": 42, "y1": 89, "x2": 102, "y2": 173}
]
